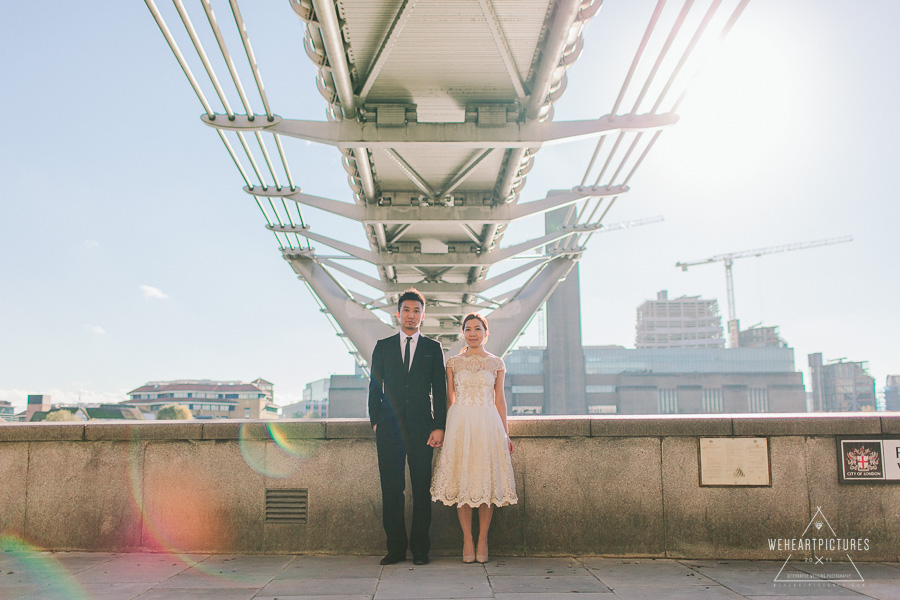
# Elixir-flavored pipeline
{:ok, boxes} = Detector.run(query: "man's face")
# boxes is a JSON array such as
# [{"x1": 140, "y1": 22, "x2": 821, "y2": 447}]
[{"x1": 397, "y1": 300, "x2": 425, "y2": 333}]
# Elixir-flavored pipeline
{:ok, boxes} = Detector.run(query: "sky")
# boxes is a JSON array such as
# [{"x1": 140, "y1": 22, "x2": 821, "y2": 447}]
[{"x1": 1, "y1": 1, "x2": 898, "y2": 412}]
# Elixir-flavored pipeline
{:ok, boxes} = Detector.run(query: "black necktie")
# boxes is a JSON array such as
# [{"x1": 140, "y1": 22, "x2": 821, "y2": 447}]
[{"x1": 404, "y1": 336, "x2": 411, "y2": 372}]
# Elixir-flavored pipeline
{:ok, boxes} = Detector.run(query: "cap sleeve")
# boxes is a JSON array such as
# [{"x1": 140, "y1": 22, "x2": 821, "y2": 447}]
[
  {"x1": 446, "y1": 355, "x2": 458, "y2": 370},
  {"x1": 494, "y1": 356, "x2": 506, "y2": 373}
]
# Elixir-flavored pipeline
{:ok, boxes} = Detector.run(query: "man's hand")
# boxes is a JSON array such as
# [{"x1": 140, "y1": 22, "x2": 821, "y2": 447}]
[
  {"x1": 427, "y1": 429, "x2": 444, "y2": 448},
  {"x1": 372, "y1": 424, "x2": 377, "y2": 433}
]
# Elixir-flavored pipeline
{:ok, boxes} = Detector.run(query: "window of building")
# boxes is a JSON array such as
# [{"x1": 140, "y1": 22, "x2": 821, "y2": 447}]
[
  {"x1": 510, "y1": 385, "x2": 544, "y2": 394},
  {"x1": 588, "y1": 404, "x2": 617, "y2": 414},
  {"x1": 749, "y1": 388, "x2": 769, "y2": 413},
  {"x1": 702, "y1": 388, "x2": 724, "y2": 413},
  {"x1": 658, "y1": 388, "x2": 678, "y2": 414},
  {"x1": 244, "y1": 407, "x2": 251, "y2": 418},
  {"x1": 586, "y1": 384, "x2": 616, "y2": 394}
]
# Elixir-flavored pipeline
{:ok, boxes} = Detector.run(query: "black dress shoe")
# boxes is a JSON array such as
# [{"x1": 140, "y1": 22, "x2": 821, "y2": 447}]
[
  {"x1": 412, "y1": 556, "x2": 430, "y2": 565},
  {"x1": 380, "y1": 554, "x2": 405, "y2": 565}
]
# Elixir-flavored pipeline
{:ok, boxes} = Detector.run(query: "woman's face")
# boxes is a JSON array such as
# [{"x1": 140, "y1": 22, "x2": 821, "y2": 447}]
[{"x1": 463, "y1": 320, "x2": 487, "y2": 349}]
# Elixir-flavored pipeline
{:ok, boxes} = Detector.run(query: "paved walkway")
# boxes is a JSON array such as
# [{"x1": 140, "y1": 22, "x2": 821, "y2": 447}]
[{"x1": 1, "y1": 553, "x2": 898, "y2": 600}]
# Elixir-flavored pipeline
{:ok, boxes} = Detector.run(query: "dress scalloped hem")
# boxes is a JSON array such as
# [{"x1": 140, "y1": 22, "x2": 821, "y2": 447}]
[{"x1": 431, "y1": 354, "x2": 518, "y2": 508}]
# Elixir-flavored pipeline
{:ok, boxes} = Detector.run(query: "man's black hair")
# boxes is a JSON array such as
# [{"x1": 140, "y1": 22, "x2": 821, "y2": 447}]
[{"x1": 397, "y1": 288, "x2": 426, "y2": 311}]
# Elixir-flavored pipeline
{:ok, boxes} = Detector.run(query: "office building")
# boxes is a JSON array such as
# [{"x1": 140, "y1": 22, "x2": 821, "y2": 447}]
[
  {"x1": 885, "y1": 375, "x2": 900, "y2": 411},
  {"x1": 808, "y1": 354, "x2": 877, "y2": 412},
  {"x1": 636, "y1": 290, "x2": 725, "y2": 349},
  {"x1": 505, "y1": 345, "x2": 806, "y2": 415},
  {"x1": 283, "y1": 378, "x2": 329, "y2": 419},
  {"x1": 0, "y1": 400, "x2": 15, "y2": 422},
  {"x1": 284, "y1": 366, "x2": 369, "y2": 419},
  {"x1": 738, "y1": 325, "x2": 787, "y2": 348},
  {"x1": 124, "y1": 379, "x2": 279, "y2": 419},
  {"x1": 26, "y1": 395, "x2": 52, "y2": 422}
]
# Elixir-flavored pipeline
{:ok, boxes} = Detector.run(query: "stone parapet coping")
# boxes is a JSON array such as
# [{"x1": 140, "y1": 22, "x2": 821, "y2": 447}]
[{"x1": 1, "y1": 414, "x2": 897, "y2": 442}]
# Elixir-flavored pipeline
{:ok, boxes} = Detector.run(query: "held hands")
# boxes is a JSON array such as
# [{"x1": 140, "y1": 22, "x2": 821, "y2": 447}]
[{"x1": 427, "y1": 429, "x2": 444, "y2": 448}]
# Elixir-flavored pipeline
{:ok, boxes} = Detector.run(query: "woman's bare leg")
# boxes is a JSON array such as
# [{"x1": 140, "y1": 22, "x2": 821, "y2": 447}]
[
  {"x1": 457, "y1": 504, "x2": 475, "y2": 561},
  {"x1": 476, "y1": 504, "x2": 493, "y2": 561}
]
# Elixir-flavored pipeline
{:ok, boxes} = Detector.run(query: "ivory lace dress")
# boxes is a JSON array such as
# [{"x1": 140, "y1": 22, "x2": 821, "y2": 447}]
[{"x1": 431, "y1": 354, "x2": 518, "y2": 508}]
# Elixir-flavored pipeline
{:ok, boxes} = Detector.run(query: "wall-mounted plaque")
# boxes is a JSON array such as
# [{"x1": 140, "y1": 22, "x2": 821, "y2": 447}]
[
  {"x1": 699, "y1": 437, "x2": 770, "y2": 486},
  {"x1": 838, "y1": 438, "x2": 900, "y2": 483}
]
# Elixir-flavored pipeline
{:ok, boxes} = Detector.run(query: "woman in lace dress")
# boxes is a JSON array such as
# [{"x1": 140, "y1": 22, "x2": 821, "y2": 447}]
[{"x1": 431, "y1": 313, "x2": 517, "y2": 563}]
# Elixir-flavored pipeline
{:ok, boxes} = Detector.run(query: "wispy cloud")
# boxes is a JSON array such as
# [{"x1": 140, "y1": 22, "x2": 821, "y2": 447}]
[
  {"x1": 140, "y1": 285, "x2": 168, "y2": 299},
  {"x1": 83, "y1": 240, "x2": 100, "y2": 249},
  {"x1": 85, "y1": 324, "x2": 106, "y2": 335}
]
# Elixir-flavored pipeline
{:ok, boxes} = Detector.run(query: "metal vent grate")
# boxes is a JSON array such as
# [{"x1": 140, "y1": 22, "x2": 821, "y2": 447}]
[{"x1": 265, "y1": 488, "x2": 308, "y2": 524}]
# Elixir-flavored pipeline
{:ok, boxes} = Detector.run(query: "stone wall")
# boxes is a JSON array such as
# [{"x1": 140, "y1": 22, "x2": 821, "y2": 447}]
[{"x1": 1, "y1": 415, "x2": 898, "y2": 559}]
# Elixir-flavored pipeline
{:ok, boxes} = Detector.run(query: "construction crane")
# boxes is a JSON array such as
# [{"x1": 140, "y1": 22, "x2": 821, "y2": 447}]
[{"x1": 676, "y1": 235, "x2": 853, "y2": 348}]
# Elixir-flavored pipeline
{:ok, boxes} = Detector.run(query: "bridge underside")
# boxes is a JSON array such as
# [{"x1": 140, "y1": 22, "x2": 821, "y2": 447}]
[{"x1": 146, "y1": 0, "x2": 749, "y2": 365}]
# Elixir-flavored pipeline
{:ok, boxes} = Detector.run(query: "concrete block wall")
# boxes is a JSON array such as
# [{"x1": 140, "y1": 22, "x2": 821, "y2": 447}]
[{"x1": 0, "y1": 415, "x2": 898, "y2": 559}]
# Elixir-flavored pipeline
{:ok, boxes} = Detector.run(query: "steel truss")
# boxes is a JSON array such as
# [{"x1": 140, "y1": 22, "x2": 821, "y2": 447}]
[{"x1": 146, "y1": 0, "x2": 750, "y2": 368}]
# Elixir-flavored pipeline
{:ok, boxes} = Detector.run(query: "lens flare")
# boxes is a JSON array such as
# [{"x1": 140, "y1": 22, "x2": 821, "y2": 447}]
[
  {"x1": 0, "y1": 535, "x2": 91, "y2": 599},
  {"x1": 237, "y1": 422, "x2": 321, "y2": 478}
]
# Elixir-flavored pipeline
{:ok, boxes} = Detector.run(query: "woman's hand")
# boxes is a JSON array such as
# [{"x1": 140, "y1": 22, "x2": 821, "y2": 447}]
[
  {"x1": 427, "y1": 429, "x2": 445, "y2": 448},
  {"x1": 507, "y1": 435, "x2": 514, "y2": 454}
]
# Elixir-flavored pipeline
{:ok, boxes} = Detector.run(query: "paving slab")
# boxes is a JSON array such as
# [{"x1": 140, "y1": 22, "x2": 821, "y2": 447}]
[
  {"x1": 274, "y1": 556, "x2": 383, "y2": 579},
  {"x1": 608, "y1": 585, "x2": 745, "y2": 599},
  {"x1": 487, "y1": 575, "x2": 611, "y2": 594},
  {"x1": 486, "y1": 557, "x2": 587, "y2": 576},
  {"x1": 152, "y1": 572, "x2": 272, "y2": 588},
  {"x1": 0, "y1": 585, "x2": 41, "y2": 600},
  {"x1": 584, "y1": 557, "x2": 716, "y2": 587},
  {"x1": 73, "y1": 554, "x2": 203, "y2": 584},
  {"x1": 262, "y1": 577, "x2": 379, "y2": 597},
  {"x1": 742, "y1": 597, "x2": 871, "y2": 600},
  {"x1": 705, "y1": 573, "x2": 864, "y2": 597},
  {"x1": 45, "y1": 551, "x2": 122, "y2": 574},
  {"x1": 376, "y1": 566, "x2": 492, "y2": 599},
  {"x1": 197, "y1": 554, "x2": 295, "y2": 572},
  {"x1": 12, "y1": 582, "x2": 155, "y2": 600},
  {"x1": 134, "y1": 589, "x2": 258, "y2": 600},
  {"x1": 495, "y1": 595, "x2": 612, "y2": 600},
  {"x1": 254, "y1": 596, "x2": 375, "y2": 600},
  {"x1": 683, "y1": 559, "x2": 804, "y2": 572},
  {"x1": 792, "y1": 562, "x2": 900, "y2": 581},
  {"x1": 834, "y1": 581, "x2": 900, "y2": 600}
]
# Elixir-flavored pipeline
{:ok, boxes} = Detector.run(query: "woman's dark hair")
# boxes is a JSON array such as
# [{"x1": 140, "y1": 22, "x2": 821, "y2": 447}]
[
  {"x1": 397, "y1": 288, "x2": 426, "y2": 311},
  {"x1": 461, "y1": 312, "x2": 488, "y2": 332}
]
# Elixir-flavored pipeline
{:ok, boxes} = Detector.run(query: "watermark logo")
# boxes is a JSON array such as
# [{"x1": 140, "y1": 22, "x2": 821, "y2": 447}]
[{"x1": 768, "y1": 507, "x2": 868, "y2": 584}]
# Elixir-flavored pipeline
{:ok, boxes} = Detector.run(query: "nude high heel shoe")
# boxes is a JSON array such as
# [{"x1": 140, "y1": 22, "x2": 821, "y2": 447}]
[
  {"x1": 463, "y1": 539, "x2": 475, "y2": 563},
  {"x1": 476, "y1": 541, "x2": 488, "y2": 563}
]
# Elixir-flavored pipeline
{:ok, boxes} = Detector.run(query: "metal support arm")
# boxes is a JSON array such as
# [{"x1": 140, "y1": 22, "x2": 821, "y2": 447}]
[
  {"x1": 448, "y1": 256, "x2": 579, "y2": 356},
  {"x1": 285, "y1": 255, "x2": 395, "y2": 362},
  {"x1": 203, "y1": 113, "x2": 679, "y2": 148}
]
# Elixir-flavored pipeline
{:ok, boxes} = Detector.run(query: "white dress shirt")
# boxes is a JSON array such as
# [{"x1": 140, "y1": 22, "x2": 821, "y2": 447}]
[{"x1": 400, "y1": 330, "x2": 420, "y2": 369}]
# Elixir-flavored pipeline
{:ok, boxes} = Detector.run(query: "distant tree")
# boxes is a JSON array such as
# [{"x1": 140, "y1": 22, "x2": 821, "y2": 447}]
[
  {"x1": 45, "y1": 409, "x2": 79, "y2": 421},
  {"x1": 156, "y1": 404, "x2": 193, "y2": 420}
]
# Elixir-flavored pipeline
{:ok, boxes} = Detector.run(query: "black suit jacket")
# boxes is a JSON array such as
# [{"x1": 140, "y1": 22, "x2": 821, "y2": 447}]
[{"x1": 368, "y1": 333, "x2": 447, "y2": 436}]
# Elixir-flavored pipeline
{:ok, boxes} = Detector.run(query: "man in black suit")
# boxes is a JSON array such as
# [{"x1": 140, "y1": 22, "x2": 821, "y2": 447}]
[{"x1": 368, "y1": 288, "x2": 447, "y2": 566}]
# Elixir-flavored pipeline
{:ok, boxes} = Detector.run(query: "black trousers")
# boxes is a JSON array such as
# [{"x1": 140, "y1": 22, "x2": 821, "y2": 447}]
[{"x1": 375, "y1": 423, "x2": 434, "y2": 558}]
